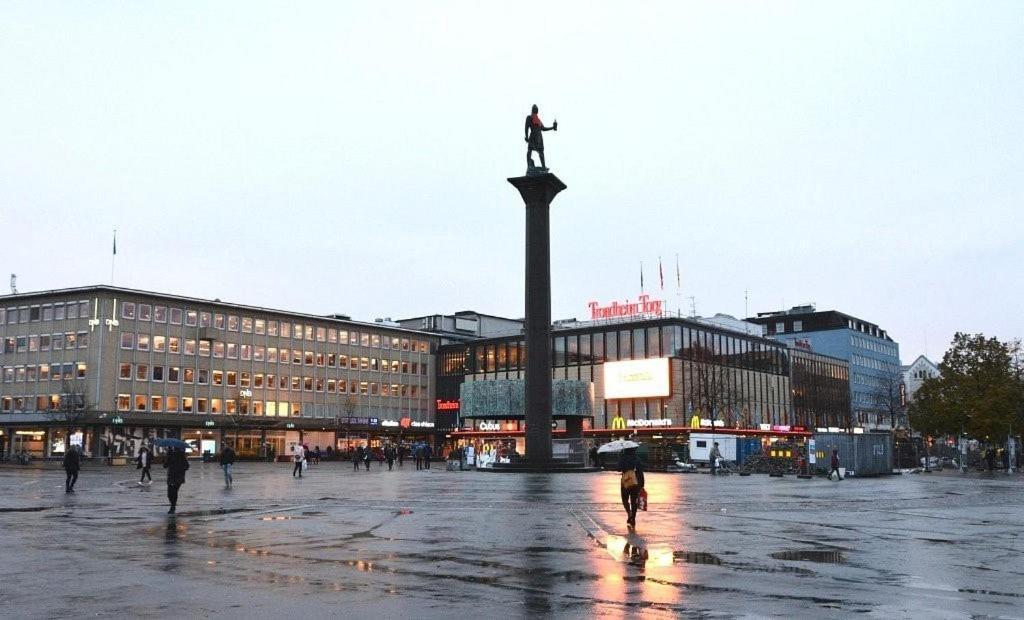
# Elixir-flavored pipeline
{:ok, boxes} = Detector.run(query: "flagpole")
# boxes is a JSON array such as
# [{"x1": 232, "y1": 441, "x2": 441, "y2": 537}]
[{"x1": 111, "y1": 227, "x2": 117, "y2": 284}]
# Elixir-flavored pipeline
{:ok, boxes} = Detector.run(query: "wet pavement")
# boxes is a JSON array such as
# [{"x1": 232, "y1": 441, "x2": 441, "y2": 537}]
[{"x1": 0, "y1": 462, "x2": 1021, "y2": 619}]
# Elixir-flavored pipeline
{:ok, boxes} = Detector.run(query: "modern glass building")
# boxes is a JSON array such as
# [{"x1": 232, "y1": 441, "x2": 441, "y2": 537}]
[
  {"x1": 0, "y1": 286, "x2": 439, "y2": 459},
  {"x1": 438, "y1": 315, "x2": 802, "y2": 441}
]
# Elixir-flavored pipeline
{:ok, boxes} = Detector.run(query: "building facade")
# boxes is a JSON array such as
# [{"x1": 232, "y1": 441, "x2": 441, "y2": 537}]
[
  {"x1": 748, "y1": 305, "x2": 903, "y2": 430},
  {"x1": 0, "y1": 286, "x2": 438, "y2": 459},
  {"x1": 438, "y1": 315, "x2": 801, "y2": 447},
  {"x1": 902, "y1": 355, "x2": 940, "y2": 402}
]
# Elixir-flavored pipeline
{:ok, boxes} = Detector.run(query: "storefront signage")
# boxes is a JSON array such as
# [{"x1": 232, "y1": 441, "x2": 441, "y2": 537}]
[
  {"x1": 772, "y1": 425, "x2": 791, "y2": 432},
  {"x1": 611, "y1": 416, "x2": 627, "y2": 430},
  {"x1": 479, "y1": 422, "x2": 501, "y2": 431},
  {"x1": 285, "y1": 423, "x2": 296, "y2": 429},
  {"x1": 369, "y1": 418, "x2": 379, "y2": 426},
  {"x1": 381, "y1": 420, "x2": 399, "y2": 427},
  {"x1": 603, "y1": 358, "x2": 671, "y2": 399},
  {"x1": 411, "y1": 421, "x2": 434, "y2": 429},
  {"x1": 204, "y1": 420, "x2": 215, "y2": 428},
  {"x1": 112, "y1": 415, "x2": 124, "y2": 425},
  {"x1": 700, "y1": 419, "x2": 725, "y2": 428},
  {"x1": 808, "y1": 438, "x2": 817, "y2": 464},
  {"x1": 435, "y1": 399, "x2": 460, "y2": 411},
  {"x1": 626, "y1": 418, "x2": 673, "y2": 428},
  {"x1": 239, "y1": 389, "x2": 253, "y2": 399},
  {"x1": 588, "y1": 294, "x2": 663, "y2": 320}
]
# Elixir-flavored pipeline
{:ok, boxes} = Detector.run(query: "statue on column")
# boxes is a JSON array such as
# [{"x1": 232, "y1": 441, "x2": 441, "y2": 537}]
[{"x1": 524, "y1": 104, "x2": 557, "y2": 173}]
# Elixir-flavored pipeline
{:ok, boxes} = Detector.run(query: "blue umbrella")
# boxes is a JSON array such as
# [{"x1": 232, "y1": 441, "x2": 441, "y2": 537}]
[{"x1": 154, "y1": 438, "x2": 191, "y2": 451}]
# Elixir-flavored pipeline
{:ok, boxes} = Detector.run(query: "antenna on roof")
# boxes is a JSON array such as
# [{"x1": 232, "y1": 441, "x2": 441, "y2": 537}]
[{"x1": 9, "y1": 274, "x2": 16, "y2": 294}]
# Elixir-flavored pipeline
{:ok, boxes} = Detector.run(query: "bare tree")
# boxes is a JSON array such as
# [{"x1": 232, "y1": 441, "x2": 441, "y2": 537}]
[
  {"x1": 688, "y1": 344, "x2": 749, "y2": 427},
  {"x1": 45, "y1": 380, "x2": 93, "y2": 450},
  {"x1": 869, "y1": 369, "x2": 906, "y2": 430}
]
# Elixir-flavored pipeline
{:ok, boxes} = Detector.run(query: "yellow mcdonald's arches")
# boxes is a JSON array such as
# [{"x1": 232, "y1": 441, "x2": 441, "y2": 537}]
[
  {"x1": 611, "y1": 416, "x2": 627, "y2": 430},
  {"x1": 689, "y1": 414, "x2": 701, "y2": 429}
]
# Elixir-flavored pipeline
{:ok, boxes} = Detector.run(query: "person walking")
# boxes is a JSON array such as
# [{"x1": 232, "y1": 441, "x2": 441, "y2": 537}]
[
  {"x1": 423, "y1": 443, "x2": 433, "y2": 470},
  {"x1": 292, "y1": 444, "x2": 305, "y2": 478},
  {"x1": 163, "y1": 447, "x2": 189, "y2": 514},
  {"x1": 363, "y1": 445, "x2": 372, "y2": 471},
  {"x1": 828, "y1": 448, "x2": 842, "y2": 481},
  {"x1": 62, "y1": 445, "x2": 81, "y2": 493},
  {"x1": 137, "y1": 446, "x2": 153, "y2": 484},
  {"x1": 314, "y1": 446, "x2": 322, "y2": 465},
  {"x1": 414, "y1": 444, "x2": 423, "y2": 471},
  {"x1": 220, "y1": 443, "x2": 236, "y2": 488},
  {"x1": 709, "y1": 442, "x2": 722, "y2": 476},
  {"x1": 385, "y1": 445, "x2": 395, "y2": 471},
  {"x1": 618, "y1": 446, "x2": 645, "y2": 528},
  {"x1": 353, "y1": 446, "x2": 363, "y2": 471}
]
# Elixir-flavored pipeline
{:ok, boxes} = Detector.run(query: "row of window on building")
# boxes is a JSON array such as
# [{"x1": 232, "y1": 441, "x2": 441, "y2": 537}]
[
  {"x1": 1, "y1": 394, "x2": 80, "y2": 413},
  {"x1": 0, "y1": 301, "x2": 91, "y2": 326},
  {"x1": 851, "y1": 354, "x2": 900, "y2": 374},
  {"x1": 851, "y1": 335, "x2": 897, "y2": 358},
  {"x1": 2, "y1": 363, "x2": 87, "y2": 383},
  {"x1": 3, "y1": 332, "x2": 90, "y2": 355},
  {"x1": 117, "y1": 333, "x2": 428, "y2": 373},
  {"x1": 117, "y1": 302, "x2": 430, "y2": 350},
  {"x1": 115, "y1": 362, "x2": 424, "y2": 396}
]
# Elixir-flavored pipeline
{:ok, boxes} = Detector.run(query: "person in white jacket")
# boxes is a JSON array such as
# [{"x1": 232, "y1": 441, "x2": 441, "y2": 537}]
[{"x1": 292, "y1": 444, "x2": 305, "y2": 478}]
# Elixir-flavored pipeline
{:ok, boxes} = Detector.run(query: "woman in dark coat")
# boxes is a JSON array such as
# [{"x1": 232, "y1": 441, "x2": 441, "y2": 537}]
[
  {"x1": 163, "y1": 448, "x2": 190, "y2": 514},
  {"x1": 62, "y1": 446, "x2": 81, "y2": 493},
  {"x1": 617, "y1": 447, "x2": 645, "y2": 527},
  {"x1": 137, "y1": 446, "x2": 153, "y2": 484}
]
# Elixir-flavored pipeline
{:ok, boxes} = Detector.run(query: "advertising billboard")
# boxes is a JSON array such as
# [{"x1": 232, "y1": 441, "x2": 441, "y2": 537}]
[{"x1": 603, "y1": 358, "x2": 671, "y2": 399}]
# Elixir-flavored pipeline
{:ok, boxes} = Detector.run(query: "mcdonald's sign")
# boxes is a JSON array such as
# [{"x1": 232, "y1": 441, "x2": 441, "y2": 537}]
[{"x1": 611, "y1": 416, "x2": 627, "y2": 430}]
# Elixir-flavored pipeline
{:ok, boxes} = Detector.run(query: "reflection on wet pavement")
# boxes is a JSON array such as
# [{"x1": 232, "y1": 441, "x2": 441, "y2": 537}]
[{"x1": 1, "y1": 463, "x2": 1022, "y2": 618}]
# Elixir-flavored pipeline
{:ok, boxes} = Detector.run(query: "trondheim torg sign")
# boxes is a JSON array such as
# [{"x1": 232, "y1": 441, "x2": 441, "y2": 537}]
[{"x1": 588, "y1": 294, "x2": 664, "y2": 320}]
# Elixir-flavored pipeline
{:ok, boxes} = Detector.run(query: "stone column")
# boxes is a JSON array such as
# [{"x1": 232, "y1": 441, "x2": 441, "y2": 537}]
[{"x1": 507, "y1": 172, "x2": 567, "y2": 464}]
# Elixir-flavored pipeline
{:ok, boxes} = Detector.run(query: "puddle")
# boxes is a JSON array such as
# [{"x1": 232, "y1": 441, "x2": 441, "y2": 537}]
[
  {"x1": 770, "y1": 550, "x2": 845, "y2": 563},
  {"x1": 174, "y1": 507, "x2": 255, "y2": 517},
  {"x1": 259, "y1": 515, "x2": 302, "y2": 521},
  {"x1": 673, "y1": 551, "x2": 723, "y2": 565},
  {"x1": 0, "y1": 506, "x2": 50, "y2": 513}
]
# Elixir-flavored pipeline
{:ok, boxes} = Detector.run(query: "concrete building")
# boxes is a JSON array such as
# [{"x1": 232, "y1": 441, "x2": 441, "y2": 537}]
[
  {"x1": 0, "y1": 286, "x2": 439, "y2": 460},
  {"x1": 747, "y1": 305, "x2": 904, "y2": 430},
  {"x1": 902, "y1": 355, "x2": 940, "y2": 402},
  {"x1": 396, "y1": 311, "x2": 523, "y2": 344}
]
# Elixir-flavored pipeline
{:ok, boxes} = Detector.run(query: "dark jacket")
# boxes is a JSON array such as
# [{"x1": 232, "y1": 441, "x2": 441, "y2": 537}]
[
  {"x1": 137, "y1": 449, "x2": 151, "y2": 469},
  {"x1": 163, "y1": 450, "x2": 190, "y2": 486},
  {"x1": 830, "y1": 452, "x2": 840, "y2": 468},
  {"x1": 62, "y1": 449, "x2": 81, "y2": 472},
  {"x1": 617, "y1": 450, "x2": 645, "y2": 489},
  {"x1": 219, "y1": 448, "x2": 236, "y2": 465}
]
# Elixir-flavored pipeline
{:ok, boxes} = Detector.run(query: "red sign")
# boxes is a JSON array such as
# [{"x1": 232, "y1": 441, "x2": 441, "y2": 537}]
[
  {"x1": 435, "y1": 399, "x2": 460, "y2": 411},
  {"x1": 588, "y1": 294, "x2": 663, "y2": 320},
  {"x1": 400, "y1": 417, "x2": 412, "y2": 428}
]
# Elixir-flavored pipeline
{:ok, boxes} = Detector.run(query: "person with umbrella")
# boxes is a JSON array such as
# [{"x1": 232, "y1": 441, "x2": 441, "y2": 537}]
[
  {"x1": 616, "y1": 442, "x2": 645, "y2": 528},
  {"x1": 163, "y1": 446, "x2": 190, "y2": 514}
]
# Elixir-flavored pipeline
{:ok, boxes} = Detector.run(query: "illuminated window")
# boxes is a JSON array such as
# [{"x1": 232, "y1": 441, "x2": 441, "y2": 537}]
[
  {"x1": 211, "y1": 399, "x2": 222, "y2": 414},
  {"x1": 153, "y1": 335, "x2": 166, "y2": 352},
  {"x1": 135, "y1": 395, "x2": 146, "y2": 411},
  {"x1": 154, "y1": 306, "x2": 167, "y2": 323},
  {"x1": 166, "y1": 396, "x2": 178, "y2": 412},
  {"x1": 240, "y1": 372, "x2": 250, "y2": 388},
  {"x1": 304, "y1": 376, "x2": 313, "y2": 391},
  {"x1": 349, "y1": 331, "x2": 359, "y2": 345},
  {"x1": 279, "y1": 348, "x2": 289, "y2": 363},
  {"x1": 292, "y1": 376, "x2": 300, "y2": 390},
  {"x1": 254, "y1": 346, "x2": 265, "y2": 362},
  {"x1": 361, "y1": 333, "x2": 370, "y2": 347},
  {"x1": 182, "y1": 397, "x2": 193, "y2": 413},
  {"x1": 117, "y1": 394, "x2": 130, "y2": 411},
  {"x1": 360, "y1": 381, "x2": 369, "y2": 395},
  {"x1": 198, "y1": 340, "x2": 211, "y2": 357},
  {"x1": 254, "y1": 374, "x2": 263, "y2": 388},
  {"x1": 242, "y1": 317, "x2": 253, "y2": 333},
  {"x1": 197, "y1": 398, "x2": 207, "y2": 413},
  {"x1": 338, "y1": 380, "x2": 347, "y2": 393},
  {"x1": 361, "y1": 357, "x2": 370, "y2": 371},
  {"x1": 316, "y1": 327, "x2": 325, "y2": 342},
  {"x1": 267, "y1": 320, "x2": 278, "y2": 336},
  {"x1": 185, "y1": 310, "x2": 198, "y2": 327},
  {"x1": 169, "y1": 337, "x2": 180, "y2": 354},
  {"x1": 304, "y1": 325, "x2": 313, "y2": 340},
  {"x1": 241, "y1": 344, "x2": 252, "y2": 360},
  {"x1": 213, "y1": 342, "x2": 224, "y2": 358},
  {"x1": 328, "y1": 328, "x2": 337, "y2": 343},
  {"x1": 151, "y1": 396, "x2": 162, "y2": 412},
  {"x1": 214, "y1": 314, "x2": 225, "y2": 329},
  {"x1": 120, "y1": 363, "x2": 131, "y2": 380},
  {"x1": 183, "y1": 368, "x2": 194, "y2": 384},
  {"x1": 338, "y1": 330, "x2": 348, "y2": 343},
  {"x1": 227, "y1": 343, "x2": 237, "y2": 359},
  {"x1": 137, "y1": 334, "x2": 150, "y2": 351},
  {"x1": 228, "y1": 315, "x2": 239, "y2": 331},
  {"x1": 371, "y1": 334, "x2": 380, "y2": 348},
  {"x1": 255, "y1": 319, "x2": 266, "y2": 335},
  {"x1": 184, "y1": 339, "x2": 196, "y2": 355},
  {"x1": 226, "y1": 371, "x2": 237, "y2": 386},
  {"x1": 280, "y1": 322, "x2": 290, "y2": 338},
  {"x1": 226, "y1": 400, "x2": 237, "y2": 414}
]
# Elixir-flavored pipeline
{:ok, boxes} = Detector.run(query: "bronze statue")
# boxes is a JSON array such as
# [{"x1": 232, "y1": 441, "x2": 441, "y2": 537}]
[{"x1": 524, "y1": 104, "x2": 557, "y2": 171}]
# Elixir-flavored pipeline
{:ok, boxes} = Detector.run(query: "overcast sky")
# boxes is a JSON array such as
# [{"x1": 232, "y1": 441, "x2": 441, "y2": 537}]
[{"x1": 2, "y1": 2, "x2": 1021, "y2": 361}]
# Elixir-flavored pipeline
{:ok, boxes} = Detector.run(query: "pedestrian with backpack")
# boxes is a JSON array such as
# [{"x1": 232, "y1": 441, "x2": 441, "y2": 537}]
[{"x1": 618, "y1": 446, "x2": 645, "y2": 528}]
